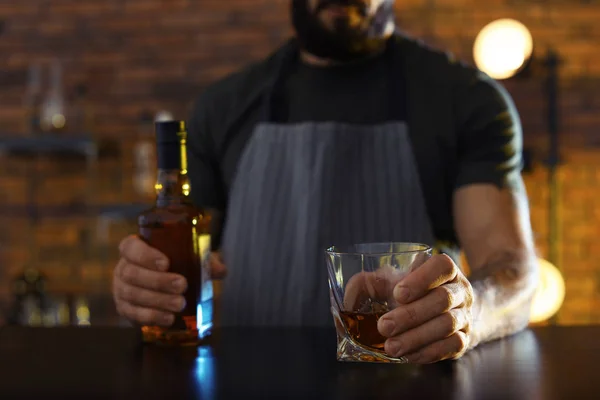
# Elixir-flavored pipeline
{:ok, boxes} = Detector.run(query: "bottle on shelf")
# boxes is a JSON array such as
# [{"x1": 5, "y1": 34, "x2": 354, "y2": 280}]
[
  {"x1": 40, "y1": 59, "x2": 67, "y2": 134},
  {"x1": 71, "y1": 83, "x2": 93, "y2": 135},
  {"x1": 8, "y1": 268, "x2": 52, "y2": 326},
  {"x1": 132, "y1": 111, "x2": 157, "y2": 201},
  {"x1": 138, "y1": 121, "x2": 213, "y2": 346}
]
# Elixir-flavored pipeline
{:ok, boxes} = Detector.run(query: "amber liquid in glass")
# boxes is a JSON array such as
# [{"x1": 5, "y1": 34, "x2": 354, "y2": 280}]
[{"x1": 340, "y1": 311, "x2": 387, "y2": 352}]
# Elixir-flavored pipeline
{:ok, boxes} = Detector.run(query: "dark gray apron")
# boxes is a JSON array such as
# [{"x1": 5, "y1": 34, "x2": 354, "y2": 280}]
[{"x1": 220, "y1": 39, "x2": 436, "y2": 327}]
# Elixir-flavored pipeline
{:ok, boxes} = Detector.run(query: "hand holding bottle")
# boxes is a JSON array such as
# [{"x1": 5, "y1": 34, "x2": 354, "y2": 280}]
[
  {"x1": 113, "y1": 235, "x2": 187, "y2": 327},
  {"x1": 112, "y1": 235, "x2": 227, "y2": 327}
]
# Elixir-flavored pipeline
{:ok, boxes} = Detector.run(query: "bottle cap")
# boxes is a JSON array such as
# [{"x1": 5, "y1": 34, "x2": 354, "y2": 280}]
[
  {"x1": 155, "y1": 120, "x2": 185, "y2": 170},
  {"x1": 156, "y1": 121, "x2": 185, "y2": 144}
]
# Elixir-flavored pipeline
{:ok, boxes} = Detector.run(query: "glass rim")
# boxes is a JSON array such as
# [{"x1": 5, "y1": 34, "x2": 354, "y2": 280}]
[{"x1": 325, "y1": 242, "x2": 432, "y2": 256}]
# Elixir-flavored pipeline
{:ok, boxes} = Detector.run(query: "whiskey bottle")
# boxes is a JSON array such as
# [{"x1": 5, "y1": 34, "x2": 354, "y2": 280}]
[{"x1": 138, "y1": 120, "x2": 212, "y2": 346}]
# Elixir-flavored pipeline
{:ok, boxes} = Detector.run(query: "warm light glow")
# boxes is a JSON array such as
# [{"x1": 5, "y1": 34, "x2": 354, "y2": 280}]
[
  {"x1": 529, "y1": 258, "x2": 565, "y2": 324},
  {"x1": 192, "y1": 218, "x2": 198, "y2": 226},
  {"x1": 474, "y1": 19, "x2": 533, "y2": 80},
  {"x1": 57, "y1": 301, "x2": 70, "y2": 325},
  {"x1": 155, "y1": 110, "x2": 174, "y2": 122},
  {"x1": 154, "y1": 183, "x2": 163, "y2": 191},
  {"x1": 76, "y1": 305, "x2": 90, "y2": 321},
  {"x1": 183, "y1": 183, "x2": 191, "y2": 196},
  {"x1": 52, "y1": 113, "x2": 66, "y2": 129},
  {"x1": 29, "y1": 310, "x2": 42, "y2": 326}
]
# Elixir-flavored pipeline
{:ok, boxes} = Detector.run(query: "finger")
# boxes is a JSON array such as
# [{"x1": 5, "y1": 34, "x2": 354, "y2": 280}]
[
  {"x1": 409, "y1": 251, "x2": 431, "y2": 272},
  {"x1": 403, "y1": 331, "x2": 470, "y2": 364},
  {"x1": 393, "y1": 254, "x2": 458, "y2": 304},
  {"x1": 343, "y1": 273, "x2": 369, "y2": 310},
  {"x1": 378, "y1": 282, "x2": 469, "y2": 337},
  {"x1": 363, "y1": 266, "x2": 406, "y2": 302},
  {"x1": 116, "y1": 300, "x2": 175, "y2": 327},
  {"x1": 383, "y1": 308, "x2": 470, "y2": 358},
  {"x1": 112, "y1": 258, "x2": 125, "y2": 305},
  {"x1": 120, "y1": 261, "x2": 188, "y2": 295},
  {"x1": 343, "y1": 266, "x2": 409, "y2": 310},
  {"x1": 119, "y1": 235, "x2": 169, "y2": 272},
  {"x1": 209, "y1": 252, "x2": 228, "y2": 279},
  {"x1": 113, "y1": 257, "x2": 126, "y2": 288},
  {"x1": 114, "y1": 281, "x2": 186, "y2": 313}
]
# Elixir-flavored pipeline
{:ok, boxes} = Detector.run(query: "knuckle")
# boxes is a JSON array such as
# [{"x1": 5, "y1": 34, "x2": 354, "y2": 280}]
[
  {"x1": 446, "y1": 311, "x2": 459, "y2": 334},
  {"x1": 137, "y1": 308, "x2": 159, "y2": 325},
  {"x1": 117, "y1": 302, "x2": 136, "y2": 321},
  {"x1": 387, "y1": 339, "x2": 406, "y2": 357},
  {"x1": 120, "y1": 263, "x2": 139, "y2": 284},
  {"x1": 118, "y1": 284, "x2": 135, "y2": 302},
  {"x1": 115, "y1": 302, "x2": 125, "y2": 317},
  {"x1": 403, "y1": 306, "x2": 418, "y2": 323},
  {"x1": 409, "y1": 351, "x2": 424, "y2": 363},
  {"x1": 118, "y1": 235, "x2": 136, "y2": 256},
  {"x1": 112, "y1": 281, "x2": 120, "y2": 301},
  {"x1": 160, "y1": 295, "x2": 179, "y2": 312},
  {"x1": 464, "y1": 281, "x2": 475, "y2": 306},
  {"x1": 437, "y1": 254, "x2": 456, "y2": 275},
  {"x1": 437, "y1": 286, "x2": 454, "y2": 311},
  {"x1": 464, "y1": 310, "x2": 473, "y2": 332},
  {"x1": 113, "y1": 259, "x2": 128, "y2": 283},
  {"x1": 112, "y1": 269, "x2": 120, "y2": 290},
  {"x1": 454, "y1": 331, "x2": 469, "y2": 353},
  {"x1": 113, "y1": 258, "x2": 123, "y2": 275},
  {"x1": 159, "y1": 298, "x2": 172, "y2": 312},
  {"x1": 119, "y1": 235, "x2": 152, "y2": 266}
]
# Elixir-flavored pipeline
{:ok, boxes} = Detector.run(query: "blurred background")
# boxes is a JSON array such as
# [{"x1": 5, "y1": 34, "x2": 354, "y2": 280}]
[{"x1": 0, "y1": 0, "x2": 598, "y2": 327}]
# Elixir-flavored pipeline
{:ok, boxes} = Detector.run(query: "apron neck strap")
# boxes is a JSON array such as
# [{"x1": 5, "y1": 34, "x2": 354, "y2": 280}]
[
  {"x1": 262, "y1": 38, "x2": 300, "y2": 124},
  {"x1": 262, "y1": 34, "x2": 407, "y2": 124}
]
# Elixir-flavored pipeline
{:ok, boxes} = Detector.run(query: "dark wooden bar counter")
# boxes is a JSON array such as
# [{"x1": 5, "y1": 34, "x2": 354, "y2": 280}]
[{"x1": 0, "y1": 326, "x2": 597, "y2": 399}]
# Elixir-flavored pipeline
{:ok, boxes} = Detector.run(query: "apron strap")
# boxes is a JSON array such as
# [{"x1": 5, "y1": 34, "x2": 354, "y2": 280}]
[
  {"x1": 386, "y1": 34, "x2": 408, "y2": 122},
  {"x1": 262, "y1": 39, "x2": 301, "y2": 124}
]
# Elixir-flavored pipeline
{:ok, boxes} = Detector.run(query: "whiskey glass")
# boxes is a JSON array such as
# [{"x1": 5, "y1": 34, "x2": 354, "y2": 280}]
[{"x1": 326, "y1": 243, "x2": 432, "y2": 363}]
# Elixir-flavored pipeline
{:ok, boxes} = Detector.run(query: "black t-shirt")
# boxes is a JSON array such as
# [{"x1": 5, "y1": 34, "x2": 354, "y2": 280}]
[
  {"x1": 286, "y1": 54, "x2": 391, "y2": 124},
  {"x1": 186, "y1": 35, "x2": 523, "y2": 253}
]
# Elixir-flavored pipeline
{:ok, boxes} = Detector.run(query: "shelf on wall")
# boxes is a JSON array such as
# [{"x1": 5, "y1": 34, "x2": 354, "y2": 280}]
[
  {"x1": 0, "y1": 135, "x2": 96, "y2": 156},
  {"x1": 0, "y1": 204, "x2": 149, "y2": 219}
]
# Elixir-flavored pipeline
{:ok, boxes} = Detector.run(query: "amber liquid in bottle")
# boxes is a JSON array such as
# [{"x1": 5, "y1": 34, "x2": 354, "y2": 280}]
[{"x1": 138, "y1": 121, "x2": 212, "y2": 346}]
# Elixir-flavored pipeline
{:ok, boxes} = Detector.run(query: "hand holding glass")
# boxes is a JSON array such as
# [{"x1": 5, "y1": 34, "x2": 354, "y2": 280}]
[{"x1": 326, "y1": 243, "x2": 432, "y2": 363}]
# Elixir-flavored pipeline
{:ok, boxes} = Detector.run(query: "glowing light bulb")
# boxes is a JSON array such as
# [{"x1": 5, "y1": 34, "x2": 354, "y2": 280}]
[
  {"x1": 529, "y1": 258, "x2": 565, "y2": 324},
  {"x1": 474, "y1": 19, "x2": 533, "y2": 80}
]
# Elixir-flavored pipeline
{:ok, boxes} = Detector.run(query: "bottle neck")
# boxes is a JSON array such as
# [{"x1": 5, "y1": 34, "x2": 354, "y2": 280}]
[{"x1": 155, "y1": 169, "x2": 190, "y2": 206}]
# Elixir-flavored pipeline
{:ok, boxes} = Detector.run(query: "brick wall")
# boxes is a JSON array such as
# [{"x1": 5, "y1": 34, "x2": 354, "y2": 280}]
[{"x1": 1, "y1": 0, "x2": 599, "y2": 325}]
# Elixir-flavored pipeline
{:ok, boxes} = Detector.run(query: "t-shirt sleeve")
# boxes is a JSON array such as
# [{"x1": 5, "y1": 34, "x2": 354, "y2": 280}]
[
  {"x1": 453, "y1": 71, "x2": 523, "y2": 190},
  {"x1": 187, "y1": 92, "x2": 227, "y2": 210}
]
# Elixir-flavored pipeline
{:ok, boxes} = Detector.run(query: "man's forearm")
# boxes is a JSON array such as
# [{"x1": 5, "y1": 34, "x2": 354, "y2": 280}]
[{"x1": 467, "y1": 249, "x2": 539, "y2": 349}]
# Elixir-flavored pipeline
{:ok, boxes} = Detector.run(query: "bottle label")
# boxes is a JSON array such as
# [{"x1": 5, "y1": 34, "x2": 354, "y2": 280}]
[{"x1": 198, "y1": 234, "x2": 213, "y2": 337}]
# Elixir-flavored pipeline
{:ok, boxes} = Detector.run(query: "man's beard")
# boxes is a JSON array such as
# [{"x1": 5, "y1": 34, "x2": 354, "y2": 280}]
[{"x1": 291, "y1": 0, "x2": 395, "y2": 62}]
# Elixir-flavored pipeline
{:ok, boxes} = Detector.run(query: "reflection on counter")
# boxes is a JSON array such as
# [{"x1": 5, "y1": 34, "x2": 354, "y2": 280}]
[
  {"x1": 195, "y1": 346, "x2": 216, "y2": 399},
  {"x1": 453, "y1": 330, "x2": 541, "y2": 400},
  {"x1": 330, "y1": 330, "x2": 543, "y2": 400}
]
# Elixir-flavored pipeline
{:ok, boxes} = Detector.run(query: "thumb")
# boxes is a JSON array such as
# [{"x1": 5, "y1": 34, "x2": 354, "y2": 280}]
[{"x1": 209, "y1": 251, "x2": 228, "y2": 279}]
